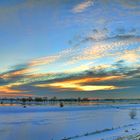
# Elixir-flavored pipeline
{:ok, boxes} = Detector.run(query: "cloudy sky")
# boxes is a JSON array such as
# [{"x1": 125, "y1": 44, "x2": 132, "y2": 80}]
[{"x1": 0, "y1": 0, "x2": 140, "y2": 98}]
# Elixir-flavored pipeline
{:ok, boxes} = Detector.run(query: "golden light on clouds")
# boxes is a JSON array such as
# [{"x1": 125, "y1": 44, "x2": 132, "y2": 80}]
[
  {"x1": 0, "y1": 86, "x2": 22, "y2": 93},
  {"x1": 1, "y1": 68, "x2": 39, "y2": 79},
  {"x1": 77, "y1": 85, "x2": 117, "y2": 91},
  {"x1": 0, "y1": 84, "x2": 31, "y2": 97},
  {"x1": 0, "y1": 82, "x2": 27, "y2": 95},
  {"x1": 35, "y1": 76, "x2": 122, "y2": 91}
]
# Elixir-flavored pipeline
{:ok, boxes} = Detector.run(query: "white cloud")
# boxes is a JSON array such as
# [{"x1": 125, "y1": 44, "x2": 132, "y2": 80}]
[
  {"x1": 72, "y1": 0, "x2": 94, "y2": 13},
  {"x1": 118, "y1": 48, "x2": 140, "y2": 63}
]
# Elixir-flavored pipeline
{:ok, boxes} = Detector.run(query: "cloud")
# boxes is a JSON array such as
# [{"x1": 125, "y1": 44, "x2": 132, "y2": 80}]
[
  {"x1": 66, "y1": 28, "x2": 140, "y2": 65},
  {"x1": 0, "y1": 86, "x2": 22, "y2": 93},
  {"x1": 0, "y1": 1, "x2": 139, "y2": 98},
  {"x1": 35, "y1": 76, "x2": 123, "y2": 91},
  {"x1": 118, "y1": 49, "x2": 140, "y2": 63},
  {"x1": 0, "y1": 57, "x2": 140, "y2": 97},
  {"x1": 64, "y1": 62, "x2": 94, "y2": 73},
  {"x1": 0, "y1": 28, "x2": 139, "y2": 97},
  {"x1": 0, "y1": 25, "x2": 140, "y2": 97},
  {"x1": 72, "y1": 0, "x2": 94, "y2": 13},
  {"x1": 119, "y1": 0, "x2": 140, "y2": 9},
  {"x1": 29, "y1": 55, "x2": 60, "y2": 67},
  {"x1": 0, "y1": 83, "x2": 30, "y2": 97},
  {"x1": 67, "y1": 35, "x2": 140, "y2": 64},
  {"x1": 28, "y1": 45, "x2": 79, "y2": 67}
]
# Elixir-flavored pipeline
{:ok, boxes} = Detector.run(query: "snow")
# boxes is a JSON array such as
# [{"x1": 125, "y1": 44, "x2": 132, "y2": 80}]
[{"x1": 0, "y1": 104, "x2": 140, "y2": 140}]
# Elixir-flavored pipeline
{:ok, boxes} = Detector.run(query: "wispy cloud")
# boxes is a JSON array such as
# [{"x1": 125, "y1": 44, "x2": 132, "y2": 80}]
[
  {"x1": 72, "y1": 0, "x2": 94, "y2": 13},
  {"x1": 119, "y1": 0, "x2": 140, "y2": 9},
  {"x1": 29, "y1": 55, "x2": 60, "y2": 67}
]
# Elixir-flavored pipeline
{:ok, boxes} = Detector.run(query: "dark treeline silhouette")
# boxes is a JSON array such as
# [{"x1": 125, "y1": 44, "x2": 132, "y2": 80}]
[
  {"x1": 1, "y1": 97, "x2": 140, "y2": 105},
  {"x1": 0, "y1": 96, "x2": 89, "y2": 103}
]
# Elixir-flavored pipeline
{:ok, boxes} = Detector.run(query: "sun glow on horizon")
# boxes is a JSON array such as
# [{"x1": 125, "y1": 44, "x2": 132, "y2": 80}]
[{"x1": 35, "y1": 76, "x2": 123, "y2": 91}]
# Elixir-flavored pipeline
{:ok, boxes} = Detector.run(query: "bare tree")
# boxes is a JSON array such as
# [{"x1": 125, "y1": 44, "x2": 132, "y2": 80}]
[{"x1": 129, "y1": 109, "x2": 137, "y2": 119}]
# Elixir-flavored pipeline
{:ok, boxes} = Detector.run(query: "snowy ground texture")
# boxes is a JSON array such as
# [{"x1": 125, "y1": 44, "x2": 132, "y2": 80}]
[{"x1": 0, "y1": 104, "x2": 140, "y2": 140}]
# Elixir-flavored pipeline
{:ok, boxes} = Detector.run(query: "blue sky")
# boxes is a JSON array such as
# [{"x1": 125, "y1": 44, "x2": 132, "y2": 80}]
[{"x1": 0, "y1": 0, "x2": 140, "y2": 98}]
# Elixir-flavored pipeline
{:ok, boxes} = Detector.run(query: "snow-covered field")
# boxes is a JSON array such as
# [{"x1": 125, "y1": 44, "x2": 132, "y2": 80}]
[{"x1": 0, "y1": 104, "x2": 140, "y2": 140}]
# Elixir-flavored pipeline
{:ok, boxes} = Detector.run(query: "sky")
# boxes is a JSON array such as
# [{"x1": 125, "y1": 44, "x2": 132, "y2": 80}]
[{"x1": 0, "y1": 0, "x2": 140, "y2": 98}]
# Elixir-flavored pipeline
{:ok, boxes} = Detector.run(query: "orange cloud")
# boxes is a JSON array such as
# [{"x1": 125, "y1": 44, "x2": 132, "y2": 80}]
[
  {"x1": 0, "y1": 84, "x2": 31, "y2": 97},
  {"x1": 1, "y1": 67, "x2": 39, "y2": 79},
  {"x1": 0, "y1": 82, "x2": 28, "y2": 96},
  {"x1": 0, "y1": 86, "x2": 22, "y2": 93},
  {"x1": 35, "y1": 75, "x2": 123, "y2": 91}
]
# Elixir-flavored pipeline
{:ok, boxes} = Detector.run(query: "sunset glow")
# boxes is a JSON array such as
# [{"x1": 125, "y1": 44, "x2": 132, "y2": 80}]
[{"x1": 0, "y1": 0, "x2": 139, "y2": 98}]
